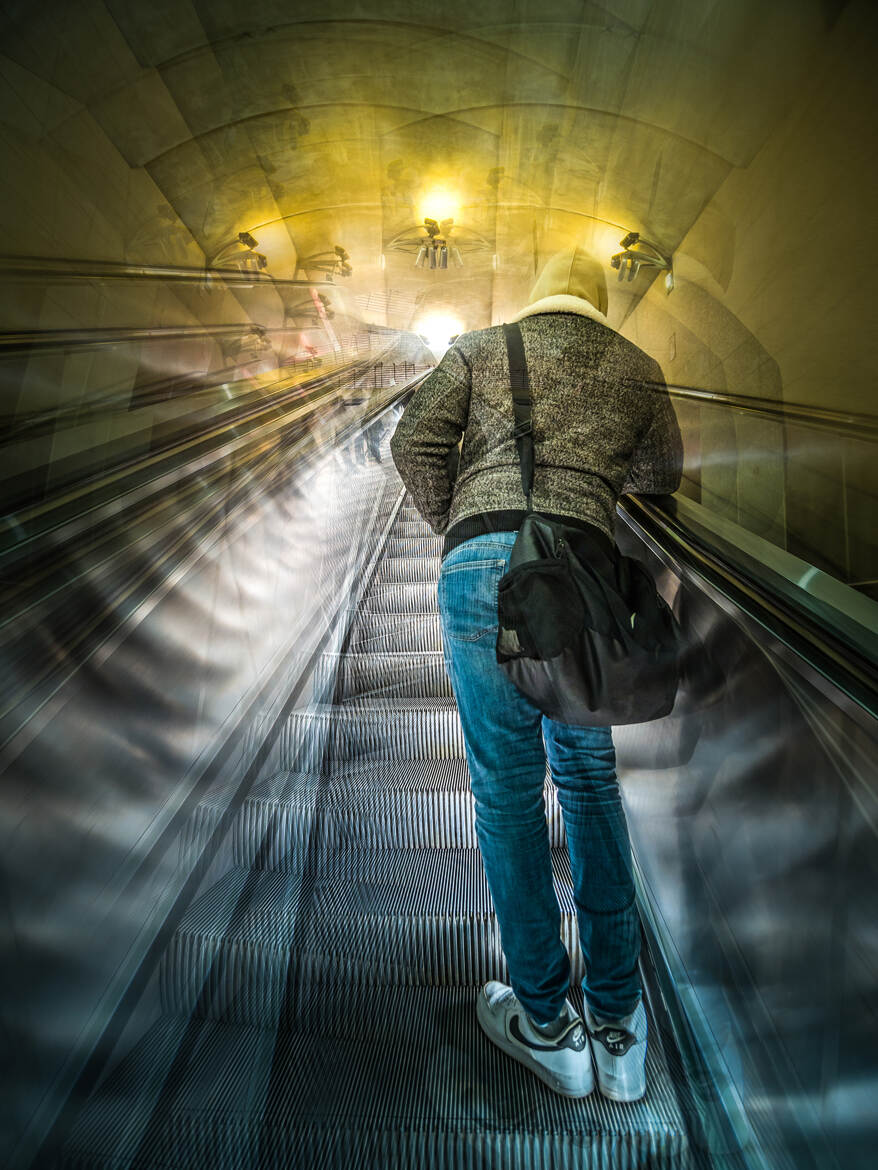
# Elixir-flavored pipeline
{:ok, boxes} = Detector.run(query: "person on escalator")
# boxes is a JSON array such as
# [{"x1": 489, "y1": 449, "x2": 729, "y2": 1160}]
[{"x1": 390, "y1": 246, "x2": 683, "y2": 1102}]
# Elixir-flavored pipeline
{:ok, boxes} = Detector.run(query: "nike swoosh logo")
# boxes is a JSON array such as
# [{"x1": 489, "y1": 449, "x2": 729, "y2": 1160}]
[
  {"x1": 588, "y1": 1026, "x2": 636, "y2": 1056},
  {"x1": 508, "y1": 1015, "x2": 565, "y2": 1052}
]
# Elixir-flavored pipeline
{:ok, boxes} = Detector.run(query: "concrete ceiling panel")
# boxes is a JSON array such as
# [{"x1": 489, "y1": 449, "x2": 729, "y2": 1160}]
[
  {"x1": 0, "y1": 53, "x2": 84, "y2": 139},
  {"x1": 46, "y1": 108, "x2": 136, "y2": 218},
  {"x1": 103, "y1": 0, "x2": 211, "y2": 68},
  {"x1": 186, "y1": 1, "x2": 597, "y2": 44},
  {"x1": 618, "y1": 0, "x2": 832, "y2": 166},
  {"x1": 568, "y1": 106, "x2": 731, "y2": 248},
  {"x1": 157, "y1": 26, "x2": 520, "y2": 141},
  {"x1": 158, "y1": 50, "x2": 234, "y2": 139},
  {"x1": 90, "y1": 71, "x2": 194, "y2": 168},
  {"x1": 1, "y1": 0, "x2": 140, "y2": 105}
]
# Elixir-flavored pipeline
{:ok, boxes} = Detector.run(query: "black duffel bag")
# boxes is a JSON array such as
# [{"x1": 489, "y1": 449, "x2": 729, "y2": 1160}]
[{"x1": 495, "y1": 322, "x2": 682, "y2": 727}]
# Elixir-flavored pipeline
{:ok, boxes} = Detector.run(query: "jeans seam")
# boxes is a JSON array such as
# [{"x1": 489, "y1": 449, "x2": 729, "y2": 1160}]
[{"x1": 440, "y1": 560, "x2": 507, "y2": 576}]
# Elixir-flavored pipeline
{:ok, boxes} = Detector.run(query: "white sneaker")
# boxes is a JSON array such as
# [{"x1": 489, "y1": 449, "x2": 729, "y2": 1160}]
[
  {"x1": 476, "y1": 981, "x2": 594, "y2": 1098},
  {"x1": 583, "y1": 999, "x2": 648, "y2": 1102}
]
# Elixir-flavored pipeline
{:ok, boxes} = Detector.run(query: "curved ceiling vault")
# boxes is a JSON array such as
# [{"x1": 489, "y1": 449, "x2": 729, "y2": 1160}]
[{"x1": 1, "y1": 0, "x2": 843, "y2": 332}]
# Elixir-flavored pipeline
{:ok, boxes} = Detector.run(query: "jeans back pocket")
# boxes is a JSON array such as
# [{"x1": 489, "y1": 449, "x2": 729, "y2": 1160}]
[{"x1": 438, "y1": 558, "x2": 507, "y2": 643}]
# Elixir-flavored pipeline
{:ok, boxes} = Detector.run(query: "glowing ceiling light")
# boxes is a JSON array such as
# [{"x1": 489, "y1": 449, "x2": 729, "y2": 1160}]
[
  {"x1": 419, "y1": 188, "x2": 459, "y2": 223},
  {"x1": 417, "y1": 312, "x2": 464, "y2": 356}
]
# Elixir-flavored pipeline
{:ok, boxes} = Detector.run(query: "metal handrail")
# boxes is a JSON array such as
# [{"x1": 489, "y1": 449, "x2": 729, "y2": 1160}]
[
  {"x1": 620, "y1": 493, "x2": 878, "y2": 723},
  {"x1": 0, "y1": 324, "x2": 275, "y2": 359},
  {"x1": 0, "y1": 255, "x2": 335, "y2": 290},
  {"x1": 0, "y1": 354, "x2": 386, "y2": 541},
  {"x1": 2, "y1": 256, "x2": 870, "y2": 437},
  {"x1": 664, "y1": 381, "x2": 878, "y2": 439}
]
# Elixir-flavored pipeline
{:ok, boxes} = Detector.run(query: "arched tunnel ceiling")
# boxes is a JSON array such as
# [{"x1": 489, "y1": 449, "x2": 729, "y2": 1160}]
[{"x1": 1, "y1": 0, "x2": 844, "y2": 331}]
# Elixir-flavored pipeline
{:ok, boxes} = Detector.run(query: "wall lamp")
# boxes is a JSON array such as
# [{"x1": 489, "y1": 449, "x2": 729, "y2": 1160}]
[
  {"x1": 219, "y1": 325, "x2": 272, "y2": 359},
  {"x1": 415, "y1": 219, "x2": 462, "y2": 270},
  {"x1": 295, "y1": 246, "x2": 352, "y2": 281},
  {"x1": 283, "y1": 293, "x2": 335, "y2": 326},
  {"x1": 385, "y1": 219, "x2": 491, "y2": 270},
  {"x1": 203, "y1": 231, "x2": 268, "y2": 289},
  {"x1": 611, "y1": 232, "x2": 674, "y2": 292}
]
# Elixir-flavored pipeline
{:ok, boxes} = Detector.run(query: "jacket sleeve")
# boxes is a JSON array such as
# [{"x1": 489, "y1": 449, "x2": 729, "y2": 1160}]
[
  {"x1": 389, "y1": 343, "x2": 471, "y2": 533},
  {"x1": 621, "y1": 361, "x2": 683, "y2": 496}
]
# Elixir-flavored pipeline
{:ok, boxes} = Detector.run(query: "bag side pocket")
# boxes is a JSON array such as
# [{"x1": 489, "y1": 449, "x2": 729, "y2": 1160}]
[{"x1": 496, "y1": 559, "x2": 584, "y2": 660}]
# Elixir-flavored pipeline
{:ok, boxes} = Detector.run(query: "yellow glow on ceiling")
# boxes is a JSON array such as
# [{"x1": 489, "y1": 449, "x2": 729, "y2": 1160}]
[
  {"x1": 418, "y1": 188, "x2": 459, "y2": 224},
  {"x1": 592, "y1": 223, "x2": 630, "y2": 267}
]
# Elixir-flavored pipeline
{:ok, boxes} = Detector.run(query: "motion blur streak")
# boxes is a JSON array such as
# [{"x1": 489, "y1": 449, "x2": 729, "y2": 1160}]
[{"x1": 0, "y1": 302, "x2": 428, "y2": 1164}]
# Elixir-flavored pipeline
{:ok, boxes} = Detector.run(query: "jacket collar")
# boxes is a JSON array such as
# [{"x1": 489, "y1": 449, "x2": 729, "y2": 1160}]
[{"x1": 507, "y1": 294, "x2": 609, "y2": 326}]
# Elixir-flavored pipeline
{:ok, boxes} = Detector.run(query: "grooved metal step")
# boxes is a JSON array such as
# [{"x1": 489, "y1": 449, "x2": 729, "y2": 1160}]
[
  {"x1": 181, "y1": 771, "x2": 320, "y2": 872},
  {"x1": 392, "y1": 519, "x2": 437, "y2": 539},
  {"x1": 273, "y1": 700, "x2": 464, "y2": 768},
  {"x1": 323, "y1": 650, "x2": 452, "y2": 700},
  {"x1": 188, "y1": 770, "x2": 572, "y2": 874},
  {"x1": 62, "y1": 988, "x2": 689, "y2": 1170},
  {"x1": 398, "y1": 503, "x2": 428, "y2": 522},
  {"x1": 159, "y1": 851, "x2": 584, "y2": 1022},
  {"x1": 357, "y1": 580, "x2": 438, "y2": 614},
  {"x1": 345, "y1": 611, "x2": 444, "y2": 653},
  {"x1": 185, "y1": 760, "x2": 564, "y2": 873},
  {"x1": 385, "y1": 535, "x2": 443, "y2": 557},
  {"x1": 372, "y1": 555, "x2": 442, "y2": 584}
]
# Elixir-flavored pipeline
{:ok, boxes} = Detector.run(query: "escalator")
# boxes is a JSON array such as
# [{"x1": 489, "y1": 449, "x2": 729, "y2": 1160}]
[
  {"x1": 53, "y1": 479, "x2": 692, "y2": 1170},
  {"x1": 8, "y1": 388, "x2": 877, "y2": 1170}
]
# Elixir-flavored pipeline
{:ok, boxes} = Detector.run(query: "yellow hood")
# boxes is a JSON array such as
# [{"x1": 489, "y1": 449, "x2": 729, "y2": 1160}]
[{"x1": 508, "y1": 246, "x2": 609, "y2": 324}]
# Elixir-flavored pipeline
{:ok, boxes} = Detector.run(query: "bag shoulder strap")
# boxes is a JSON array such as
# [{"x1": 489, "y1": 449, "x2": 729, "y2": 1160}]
[
  {"x1": 502, "y1": 322, "x2": 534, "y2": 511},
  {"x1": 502, "y1": 320, "x2": 620, "y2": 517}
]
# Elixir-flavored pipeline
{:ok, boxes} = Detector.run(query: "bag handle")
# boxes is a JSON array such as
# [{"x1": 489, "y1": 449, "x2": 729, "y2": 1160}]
[{"x1": 502, "y1": 322, "x2": 534, "y2": 512}]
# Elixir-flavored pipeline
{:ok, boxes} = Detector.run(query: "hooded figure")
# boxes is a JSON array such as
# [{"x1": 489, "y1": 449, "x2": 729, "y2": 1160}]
[
  {"x1": 509, "y1": 244, "x2": 609, "y2": 324},
  {"x1": 390, "y1": 244, "x2": 682, "y2": 1105}
]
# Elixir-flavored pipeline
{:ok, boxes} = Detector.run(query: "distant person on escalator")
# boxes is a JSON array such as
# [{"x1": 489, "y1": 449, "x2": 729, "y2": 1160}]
[{"x1": 390, "y1": 246, "x2": 683, "y2": 1102}]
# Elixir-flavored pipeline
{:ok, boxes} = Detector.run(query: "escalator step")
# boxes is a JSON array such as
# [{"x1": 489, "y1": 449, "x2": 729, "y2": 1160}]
[
  {"x1": 346, "y1": 610, "x2": 443, "y2": 652},
  {"x1": 62, "y1": 989, "x2": 688, "y2": 1170},
  {"x1": 159, "y1": 851, "x2": 582, "y2": 1022},
  {"x1": 180, "y1": 771, "x2": 321, "y2": 871},
  {"x1": 64, "y1": 489, "x2": 694, "y2": 1169},
  {"x1": 373, "y1": 555, "x2": 442, "y2": 584},
  {"x1": 398, "y1": 503, "x2": 427, "y2": 522},
  {"x1": 272, "y1": 700, "x2": 464, "y2": 768},
  {"x1": 235, "y1": 764, "x2": 563, "y2": 864},
  {"x1": 183, "y1": 759, "x2": 564, "y2": 873},
  {"x1": 385, "y1": 535, "x2": 443, "y2": 557},
  {"x1": 392, "y1": 520, "x2": 436, "y2": 539},
  {"x1": 357, "y1": 580, "x2": 438, "y2": 614},
  {"x1": 317, "y1": 650, "x2": 452, "y2": 700}
]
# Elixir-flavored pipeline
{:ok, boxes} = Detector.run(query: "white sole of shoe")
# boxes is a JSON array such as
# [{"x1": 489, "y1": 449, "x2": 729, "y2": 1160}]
[
  {"x1": 596, "y1": 1081, "x2": 646, "y2": 1103},
  {"x1": 476, "y1": 992, "x2": 595, "y2": 1099}
]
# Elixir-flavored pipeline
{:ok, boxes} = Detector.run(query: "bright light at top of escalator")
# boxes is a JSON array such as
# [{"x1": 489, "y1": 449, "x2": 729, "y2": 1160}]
[
  {"x1": 417, "y1": 312, "x2": 464, "y2": 356},
  {"x1": 418, "y1": 188, "x2": 458, "y2": 224}
]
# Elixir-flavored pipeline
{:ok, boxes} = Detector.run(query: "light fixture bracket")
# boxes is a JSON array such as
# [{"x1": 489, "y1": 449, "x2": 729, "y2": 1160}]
[
  {"x1": 611, "y1": 232, "x2": 673, "y2": 292},
  {"x1": 385, "y1": 220, "x2": 491, "y2": 270}
]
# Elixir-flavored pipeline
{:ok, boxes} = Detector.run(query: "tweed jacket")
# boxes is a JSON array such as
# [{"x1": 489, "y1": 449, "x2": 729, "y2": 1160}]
[{"x1": 389, "y1": 310, "x2": 683, "y2": 542}]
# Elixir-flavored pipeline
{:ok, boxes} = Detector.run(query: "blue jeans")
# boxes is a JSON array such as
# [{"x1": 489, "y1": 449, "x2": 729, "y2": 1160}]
[{"x1": 437, "y1": 532, "x2": 641, "y2": 1024}]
